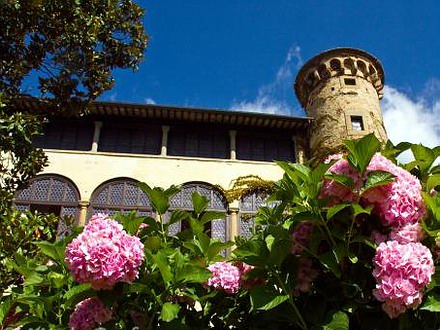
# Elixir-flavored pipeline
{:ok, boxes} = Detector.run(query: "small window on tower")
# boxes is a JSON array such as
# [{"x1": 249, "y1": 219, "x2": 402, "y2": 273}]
[
  {"x1": 344, "y1": 78, "x2": 356, "y2": 86},
  {"x1": 351, "y1": 116, "x2": 364, "y2": 131}
]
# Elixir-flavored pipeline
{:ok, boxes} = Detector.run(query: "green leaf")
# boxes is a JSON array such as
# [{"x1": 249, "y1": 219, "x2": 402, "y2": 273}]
[
  {"x1": 164, "y1": 185, "x2": 181, "y2": 198},
  {"x1": 48, "y1": 271, "x2": 67, "y2": 288},
  {"x1": 119, "y1": 213, "x2": 144, "y2": 235},
  {"x1": 363, "y1": 170, "x2": 395, "y2": 192},
  {"x1": 344, "y1": 133, "x2": 380, "y2": 173},
  {"x1": 250, "y1": 285, "x2": 289, "y2": 311},
  {"x1": 64, "y1": 284, "x2": 94, "y2": 309},
  {"x1": 33, "y1": 241, "x2": 64, "y2": 263},
  {"x1": 411, "y1": 144, "x2": 437, "y2": 173},
  {"x1": 265, "y1": 235, "x2": 275, "y2": 251},
  {"x1": 326, "y1": 203, "x2": 351, "y2": 220},
  {"x1": 169, "y1": 210, "x2": 190, "y2": 226},
  {"x1": 277, "y1": 161, "x2": 309, "y2": 184},
  {"x1": 422, "y1": 192, "x2": 440, "y2": 221},
  {"x1": 348, "y1": 252, "x2": 358, "y2": 264},
  {"x1": 232, "y1": 239, "x2": 265, "y2": 258},
  {"x1": 427, "y1": 174, "x2": 440, "y2": 192},
  {"x1": 351, "y1": 203, "x2": 373, "y2": 217},
  {"x1": 125, "y1": 283, "x2": 151, "y2": 294},
  {"x1": 24, "y1": 271, "x2": 45, "y2": 286},
  {"x1": 144, "y1": 236, "x2": 162, "y2": 252},
  {"x1": 196, "y1": 232, "x2": 211, "y2": 254},
  {"x1": 11, "y1": 315, "x2": 47, "y2": 327},
  {"x1": 138, "y1": 183, "x2": 170, "y2": 215},
  {"x1": 333, "y1": 243, "x2": 346, "y2": 263},
  {"x1": 0, "y1": 295, "x2": 13, "y2": 324},
  {"x1": 318, "y1": 250, "x2": 341, "y2": 278},
  {"x1": 192, "y1": 192, "x2": 209, "y2": 216},
  {"x1": 153, "y1": 251, "x2": 173, "y2": 285},
  {"x1": 421, "y1": 293, "x2": 440, "y2": 312},
  {"x1": 325, "y1": 173, "x2": 354, "y2": 190},
  {"x1": 200, "y1": 211, "x2": 225, "y2": 225},
  {"x1": 268, "y1": 239, "x2": 292, "y2": 267},
  {"x1": 176, "y1": 265, "x2": 211, "y2": 283},
  {"x1": 430, "y1": 164, "x2": 440, "y2": 175},
  {"x1": 352, "y1": 235, "x2": 376, "y2": 249},
  {"x1": 161, "y1": 302, "x2": 181, "y2": 322},
  {"x1": 207, "y1": 241, "x2": 234, "y2": 260},
  {"x1": 312, "y1": 310, "x2": 349, "y2": 330}
]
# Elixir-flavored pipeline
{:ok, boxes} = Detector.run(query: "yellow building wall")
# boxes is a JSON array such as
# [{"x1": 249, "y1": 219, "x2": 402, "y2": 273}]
[
  {"x1": 42, "y1": 150, "x2": 284, "y2": 201},
  {"x1": 39, "y1": 150, "x2": 284, "y2": 237}
]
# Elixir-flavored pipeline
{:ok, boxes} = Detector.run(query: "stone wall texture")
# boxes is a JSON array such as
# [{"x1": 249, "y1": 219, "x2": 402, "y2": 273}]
[{"x1": 295, "y1": 48, "x2": 388, "y2": 163}]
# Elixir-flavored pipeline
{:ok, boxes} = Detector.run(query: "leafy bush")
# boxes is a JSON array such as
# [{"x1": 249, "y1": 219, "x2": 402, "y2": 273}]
[
  {"x1": 0, "y1": 210, "x2": 59, "y2": 293},
  {"x1": 3, "y1": 135, "x2": 440, "y2": 329}
]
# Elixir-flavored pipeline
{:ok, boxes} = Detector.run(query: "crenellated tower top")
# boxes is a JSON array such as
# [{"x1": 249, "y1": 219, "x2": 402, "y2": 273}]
[
  {"x1": 295, "y1": 48, "x2": 385, "y2": 108},
  {"x1": 294, "y1": 48, "x2": 388, "y2": 163}
]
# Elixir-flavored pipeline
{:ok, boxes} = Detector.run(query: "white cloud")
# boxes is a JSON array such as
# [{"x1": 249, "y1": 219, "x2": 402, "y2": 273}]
[
  {"x1": 382, "y1": 85, "x2": 440, "y2": 147},
  {"x1": 231, "y1": 95, "x2": 291, "y2": 115},
  {"x1": 231, "y1": 44, "x2": 303, "y2": 115},
  {"x1": 382, "y1": 85, "x2": 440, "y2": 162},
  {"x1": 144, "y1": 98, "x2": 156, "y2": 105}
]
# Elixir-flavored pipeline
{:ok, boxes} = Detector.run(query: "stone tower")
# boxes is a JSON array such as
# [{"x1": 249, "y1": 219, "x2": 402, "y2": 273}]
[{"x1": 294, "y1": 48, "x2": 388, "y2": 163}]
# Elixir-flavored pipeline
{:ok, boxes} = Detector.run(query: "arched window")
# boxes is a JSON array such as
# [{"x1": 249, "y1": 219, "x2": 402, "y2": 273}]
[
  {"x1": 239, "y1": 192, "x2": 267, "y2": 238},
  {"x1": 168, "y1": 183, "x2": 229, "y2": 242},
  {"x1": 88, "y1": 178, "x2": 152, "y2": 219},
  {"x1": 14, "y1": 174, "x2": 80, "y2": 234}
]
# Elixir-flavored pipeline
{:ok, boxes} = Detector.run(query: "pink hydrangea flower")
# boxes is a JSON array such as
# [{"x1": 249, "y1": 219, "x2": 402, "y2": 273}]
[
  {"x1": 205, "y1": 261, "x2": 241, "y2": 294},
  {"x1": 364, "y1": 154, "x2": 425, "y2": 227},
  {"x1": 69, "y1": 297, "x2": 112, "y2": 330},
  {"x1": 235, "y1": 261, "x2": 253, "y2": 278},
  {"x1": 320, "y1": 155, "x2": 358, "y2": 204},
  {"x1": 234, "y1": 261, "x2": 265, "y2": 289},
  {"x1": 65, "y1": 214, "x2": 145, "y2": 290},
  {"x1": 371, "y1": 230, "x2": 388, "y2": 245},
  {"x1": 389, "y1": 223, "x2": 423, "y2": 244},
  {"x1": 321, "y1": 153, "x2": 425, "y2": 228},
  {"x1": 294, "y1": 257, "x2": 318, "y2": 296},
  {"x1": 291, "y1": 221, "x2": 314, "y2": 255},
  {"x1": 372, "y1": 240, "x2": 434, "y2": 318}
]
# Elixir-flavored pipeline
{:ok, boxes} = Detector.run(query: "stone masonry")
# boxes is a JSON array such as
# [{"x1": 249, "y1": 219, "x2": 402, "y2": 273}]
[{"x1": 294, "y1": 48, "x2": 388, "y2": 164}]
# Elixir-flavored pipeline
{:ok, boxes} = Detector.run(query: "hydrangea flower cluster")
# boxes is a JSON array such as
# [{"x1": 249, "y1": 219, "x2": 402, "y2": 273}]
[
  {"x1": 321, "y1": 153, "x2": 425, "y2": 228},
  {"x1": 65, "y1": 213, "x2": 145, "y2": 290},
  {"x1": 291, "y1": 221, "x2": 314, "y2": 255},
  {"x1": 321, "y1": 153, "x2": 359, "y2": 204},
  {"x1": 69, "y1": 297, "x2": 112, "y2": 330},
  {"x1": 389, "y1": 223, "x2": 423, "y2": 244},
  {"x1": 205, "y1": 261, "x2": 242, "y2": 294},
  {"x1": 205, "y1": 261, "x2": 261, "y2": 294},
  {"x1": 293, "y1": 257, "x2": 318, "y2": 296},
  {"x1": 321, "y1": 153, "x2": 433, "y2": 318},
  {"x1": 364, "y1": 154, "x2": 425, "y2": 227},
  {"x1": 372, "y1": 241, "x2": 434, "y2": 318},
  {"x1": 234, "y1": 261, "x2": 265, "y2": 289}
]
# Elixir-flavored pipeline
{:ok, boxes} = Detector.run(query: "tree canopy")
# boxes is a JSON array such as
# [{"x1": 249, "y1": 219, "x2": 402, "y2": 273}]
[
  {"x1": 0, "y1": 0, "x2": 148, "y2": 114},
  {"x1": 0, "y1": 0, "x2": 148, "y2": 201}
]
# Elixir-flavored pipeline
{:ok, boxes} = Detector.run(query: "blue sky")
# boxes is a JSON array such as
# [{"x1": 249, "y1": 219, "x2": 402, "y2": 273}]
[{"x1": 101, "y1": 1, "x2": 440, "y2": 148}]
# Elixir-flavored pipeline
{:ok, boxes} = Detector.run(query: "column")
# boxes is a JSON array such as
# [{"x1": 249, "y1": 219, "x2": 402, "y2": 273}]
[
  {"x1": 161, "y1": 125, "x2": 170, "y2": 156},
  {"x1": 293, "y1": 134, "x2": 306, "y2": 164},
  {"x1": 77, "y1": 201, "x2": 90, "y2": 227},
  {"x1": 91, "y1": 121, "x2": 102, "y2": 152},
  {"x1": 229, "y1": 200, "x2": 240, "y2": 239},
  {"x1": 229, "y1": 130, "x2": 237, "y2": 160}
]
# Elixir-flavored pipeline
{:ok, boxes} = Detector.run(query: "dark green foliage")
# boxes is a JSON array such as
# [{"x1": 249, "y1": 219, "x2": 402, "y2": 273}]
[
  {"x1": 4, "y1": 136, "x2": 440, "y2": 329},
  {"x1": 0, "y1": 210, "x2": 59, "y2": 292},
  {"x1": 0, "y1": 0, "x2": 148, "y2": 114}
]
